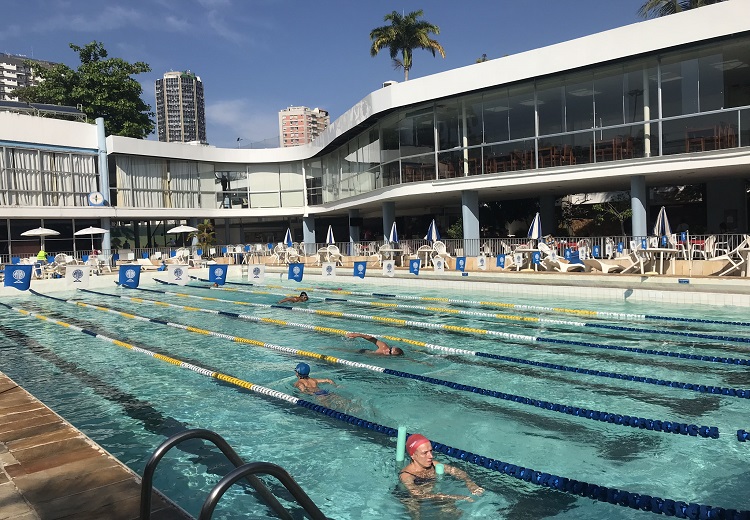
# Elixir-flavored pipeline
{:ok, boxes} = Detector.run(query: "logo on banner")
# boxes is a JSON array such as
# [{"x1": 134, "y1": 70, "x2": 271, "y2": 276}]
[
  {"x1": 72, "y1": 269, "x2": 84, "y2": 282},
  {"x1": 326, "y1": 265, "x2": 334, "y2": 275},
  {"x1": 213, "y1": 267, "x2": 224, "y2": 279},
  {"x1": 456, "y1": 257, "x2": 466, "y2": 272},
  {"x1": 253, "y1": 266, "x2": 261, "y2": 277},
  {"x1": 496, "y1": 255, "x2": 506, "y2": 269},
  {"x1": 532, "y1": 252, "x2": 541, "y2": 264},
  {"x1": 409, "y1": 259, "x2": 420, "y2": 275},
  {"x1": 383, "y1": 260, "x2": 395, "y2": 277},
  {"x1": 125, "y1": 268, "x2": 137, "y2": 280},
  {"x1": 288, "y1": 263, "x2": 304, "y2": 282},
  {"x1": 434, "y1": 258, "x2": 444, "y2": 273},
  {"x1": 13, "y1": 269, "x2": 25, "y2": 283},
  {"x1": 353, "y1": 261, "x2": 367, "y2": 279},
  {"x1": 173, "y1": 267, "x2": 184, "y2": 280},
  {"x1": 477, "y1": 256, "x2": 486, "y2": 270},
  {"x1": 4, "y1": 265, "x2": 32, "y2": 291}
]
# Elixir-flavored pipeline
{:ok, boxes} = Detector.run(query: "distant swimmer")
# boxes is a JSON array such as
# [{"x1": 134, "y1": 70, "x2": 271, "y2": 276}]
[
  {"x1": 399, "y1": 433, "x2": 484, "y2": 500},
  {"x1": 279, "y1": 291, "x2": 309, "y2": 304},
  {"x1": 346, "y1": 332, "x2": 403, "y2": 356},
  {"x1": 293, "y1": 362, "x2": 335, "y2": 395}
]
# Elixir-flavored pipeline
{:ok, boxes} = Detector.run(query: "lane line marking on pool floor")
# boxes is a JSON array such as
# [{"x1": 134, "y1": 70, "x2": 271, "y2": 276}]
[
  {"x1": 4, "y1": 299, "x2": 741, "y2": 519},
  {"x1": 83, "y1": 287, "x2": 750, "y2": 401}
]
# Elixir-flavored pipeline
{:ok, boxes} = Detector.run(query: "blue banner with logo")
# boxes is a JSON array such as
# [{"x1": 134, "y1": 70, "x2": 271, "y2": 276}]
[
  {"x1": 593, "y1": 245, "x2": 600, "y2": 258},
  {"x1": 353, "y1": 261, "x2": 367, "y2": 279},
  {"x1": 532, "y1": 251, "x2": 541, "y2": 265},
  {"x1": 496, "y1": 255, "x2": 506, "y2": 269},
  {"x1": 641, "y1": 238, "x2": 648, "y2": 250},
  {"x1": 455, "y1": 256, "x2": 466, "y2": 272},
  {"x1": 617, "y1": 242, "x2": 624, "y2": 253},
  {"x1": 288, "y1": 263, "x2": 304, "y2": 282},
  {"x1": 118, "y1": 264, "x2": 141, "y2": 288},
  {"x1": 3, "y1": 264, "x2": 32, "y2": 291},
  {"x1": 209, "y1": 264, "x2": 228, "y2": 286},
  {"x1": 409, "y1": 259, "x2": 420, "y2": 275},
  {"x1": 564, "y1": 248, "x2": 571, "y2": 260}
]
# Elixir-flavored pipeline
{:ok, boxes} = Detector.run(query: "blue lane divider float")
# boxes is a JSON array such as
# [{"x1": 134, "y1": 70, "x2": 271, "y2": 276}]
[
  {"x1": 87, "y1": 286, "x2": 750, "y2": 401},
  {"x1": 196, "y1": 276, "x2": 750, "y2": 330},
  {"x1": 60, "y1": 289, "x2": 720, "y2": 439},
  {"x1": 160, "y1": 280, "x2": 750, "y2": 368},
  {"x1": 4, "y1": 299, "x2": 744, "y2": 520},
  {"x1": 321, "y1": 296, "x2": 750, "y2": 345}
]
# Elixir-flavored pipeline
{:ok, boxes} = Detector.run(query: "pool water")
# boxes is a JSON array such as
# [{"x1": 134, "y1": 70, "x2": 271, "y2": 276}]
[{"x1": 2, "y1": 279, "x2": 750, "y2": 519}]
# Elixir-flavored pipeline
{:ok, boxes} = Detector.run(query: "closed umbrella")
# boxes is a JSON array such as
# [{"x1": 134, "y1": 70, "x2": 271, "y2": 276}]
[
  {"x1": 74, "y1": 226, "x2": 107, "y2": 252},
  {"x1": 388, "y1": 222, "x2": 399, "y2": 244},
  {"x1": 326, "y1": 225, "x2": 335, "y2": 245},
  {"x1": 284, "y1": 228, "x2": 294, "y2": 248},
  {"x1": 653, "y1": 206, "x2": 672, "y2": 239},
  {"x1": 527, "y1": 213, "x2": 542, "y2": 242},
  {"x1": 21, "y1": 227, "x2": 60, "y2": 248},
  {"x1": 424, "y1": 219, "x2": 440, "y2": 243}
]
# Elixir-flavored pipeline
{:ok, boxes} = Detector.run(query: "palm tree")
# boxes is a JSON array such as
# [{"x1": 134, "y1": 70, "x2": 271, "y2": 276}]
[
  {"x1": 188, "y1": 219, "x2": 216, "y2": 255},
  {"x1": 638, "y1": 0, "x2": 725, "y2": 18},
  {"x1": 370, "y1": 10, "x2": 445, "y2": 81}
]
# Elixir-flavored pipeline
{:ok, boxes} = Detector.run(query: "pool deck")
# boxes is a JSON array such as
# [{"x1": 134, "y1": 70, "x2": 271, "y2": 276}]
[{"x1": 0, "y1": 372, "x2": 190, "y2": 520}]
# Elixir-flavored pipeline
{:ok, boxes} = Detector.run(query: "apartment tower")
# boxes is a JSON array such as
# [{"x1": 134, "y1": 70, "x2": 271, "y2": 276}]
[
  {"x1": 278, "y1": 106, "x2": 329, "y2": 147},
  {"x1": 155, "y1": 70, "x2": 207, "y2": 143},
  {"x1": 0, "y1": 53, "x2": 55, "y2": 101}
]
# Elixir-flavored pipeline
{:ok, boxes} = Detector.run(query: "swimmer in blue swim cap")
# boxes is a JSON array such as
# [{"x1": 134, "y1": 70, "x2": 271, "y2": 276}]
[{"x1": 294, "y1": 362, "x2": 335, "y2": 395}]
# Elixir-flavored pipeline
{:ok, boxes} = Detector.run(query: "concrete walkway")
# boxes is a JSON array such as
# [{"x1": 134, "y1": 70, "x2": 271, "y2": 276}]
[{"x1": 0, "y1": 372, "x2": 190, "y2": 520}]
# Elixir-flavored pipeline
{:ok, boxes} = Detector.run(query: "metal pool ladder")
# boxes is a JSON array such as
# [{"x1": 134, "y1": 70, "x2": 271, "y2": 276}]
[{"x1": 140, "y1": 428, "x2": 327, "y2": 520}]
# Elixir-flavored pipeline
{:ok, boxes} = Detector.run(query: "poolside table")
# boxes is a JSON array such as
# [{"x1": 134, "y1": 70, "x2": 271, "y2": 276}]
[{"x1": 644, "y1": 247, "x2": 679, "y2": 275}]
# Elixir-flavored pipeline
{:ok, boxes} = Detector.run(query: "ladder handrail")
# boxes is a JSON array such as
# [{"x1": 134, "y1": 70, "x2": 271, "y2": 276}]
[
  {"x1": 199, "y1": 461, "x2": 328, "y2": 520},
  {"x1": 140, "y1": 428, "x2": 291, "y2": 520}
]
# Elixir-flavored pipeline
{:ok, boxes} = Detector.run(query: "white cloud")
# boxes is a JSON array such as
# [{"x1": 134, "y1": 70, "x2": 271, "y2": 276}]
[
  {"x1": 163, "y1": 16, "x2": 192, "y2": 33},
  {"x1": 32, "y1": 6, "x2": 145, "y2": 33},
  {"x1": 0, "y1": 24, "x2": 23, "y2": 41},
  {"x1": 207, "y1": 98, "x2": 279, "y2": 146}
]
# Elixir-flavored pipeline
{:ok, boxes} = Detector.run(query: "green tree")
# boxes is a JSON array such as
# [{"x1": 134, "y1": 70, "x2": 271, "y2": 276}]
[
  {"x1": 592, "y1": 194, "x2": 633, "y2": 235},
  {"x1": 15, "y1": 42, "x2": 154, "y2": 138},
  {"x1": 638, "y1": 0, "x2": 725, "y2": 18},
  {"x1": 370, "y1": 10, "x2": 445, "y2": 81},
  {"x1": 188, "y1": 219, "x2": 216, "y2": 255}
]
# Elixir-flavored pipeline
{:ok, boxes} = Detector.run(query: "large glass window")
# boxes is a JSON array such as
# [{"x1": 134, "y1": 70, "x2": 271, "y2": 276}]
[
  {"x1": 565, "y1": 71, "x2": 595, "y2": 131},
  {"x1": 482, "y1": 89, "x2": 510, "y2": 144},
  {"x1": 507, "y1": 84, "x2": 536, "y2": 140},
  {"x1": 464, "y1": 94, "x2": 484, "y2": 146},
  {"x1": 594, "y1": 67, "x2": 623, "y2": 128},
  {"x1": 436, "y1": 99, "x2": 461, "y2": 150},
  {"x1": 537, "y1": 78, "x2": 564, "y2": 136},
  {"x1": 399, "y1": 104, "x2": 435, "y2": 157}
]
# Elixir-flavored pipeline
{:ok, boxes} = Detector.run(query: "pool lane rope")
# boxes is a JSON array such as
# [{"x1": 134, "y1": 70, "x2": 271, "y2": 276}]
[
  {"x1": 3, "y1": 300, "x2": 743, "y2": 520},
  {"x1": 85, "y1": 287, "x2": 750, "y2": 401},
  {"x1": 320, "y1": 296, "x2": 750, "y2": 345},
  {"x1": 35, "y1": 289, "x2": 719, "y2": 440},
  {"x1": 195, "y1": 276, "x2": 750, "y2": 329},
  {"x1": 160, "y1": 281, "x2": 750, "y2": 367}
]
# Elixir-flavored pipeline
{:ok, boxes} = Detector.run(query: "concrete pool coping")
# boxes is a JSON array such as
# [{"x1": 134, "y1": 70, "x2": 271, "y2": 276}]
[{"x1": 0, "y1": 372, "x2": 191, "y2": 520}]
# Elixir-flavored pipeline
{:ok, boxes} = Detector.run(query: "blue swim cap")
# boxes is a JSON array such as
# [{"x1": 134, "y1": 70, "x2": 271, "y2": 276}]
[{"x1": 295, "y1": 362, "x2": 310, "y2": 376}]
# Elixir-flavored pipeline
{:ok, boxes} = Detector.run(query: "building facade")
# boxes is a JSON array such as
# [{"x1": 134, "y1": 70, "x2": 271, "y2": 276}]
[
  {"x1": 0, "y1": 53, "x2": 55, "y2": 102},
  {"x1": 1, "y1": 1, "x2": 749, "y2": 256},
  {"x1": 155, "y1": 71, "x2": 207, "y2": 144},
  {"x1": 279, "y1": 106, "x2": 330, "y2": 148}
]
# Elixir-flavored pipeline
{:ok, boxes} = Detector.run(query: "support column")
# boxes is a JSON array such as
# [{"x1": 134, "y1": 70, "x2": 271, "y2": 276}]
[
  {"x1": 630, "y1": 175, "x2": 647, "y2": 238},
  {"x1": 539, "y1": 195, "x2": 556, "y2": 236},
  {"x1": 461, "y1": 190, "x2": 480, "y2": 256},
  {"x1": 303, "y1": 216, "x2": 316, "y2": 255},
  {"x1": 96, "y1": 118, "x2": 111, "y2": 253},
  {"x1": 382, "y1": 201, "x2": 395, "y2": 241}
]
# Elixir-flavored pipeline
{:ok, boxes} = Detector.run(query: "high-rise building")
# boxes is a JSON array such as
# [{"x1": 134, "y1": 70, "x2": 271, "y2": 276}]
[
  {"x1": 155, "y1": 70, "x2": 206, "y2": 143},
  {"x1": 0, "y1": 53, "x2": 55, "y2": 101},
  {"x1": 278, "y1": 106, "x2": 329, "y2": 147}
]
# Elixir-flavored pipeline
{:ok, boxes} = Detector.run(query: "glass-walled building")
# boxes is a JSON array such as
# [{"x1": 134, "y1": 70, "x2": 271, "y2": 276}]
[{"x1": 1, "y1": 1, "x2": 749, "y2": 255}]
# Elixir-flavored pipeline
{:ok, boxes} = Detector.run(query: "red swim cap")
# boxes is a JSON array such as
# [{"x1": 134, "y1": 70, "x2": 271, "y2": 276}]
[{"x1": 406, "y1": 434, "x2": 431, "y2": 457}]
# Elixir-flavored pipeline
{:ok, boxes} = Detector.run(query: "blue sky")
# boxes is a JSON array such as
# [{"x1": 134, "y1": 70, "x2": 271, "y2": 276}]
[{"x1": 2, "y1": 0, "x2": 647, "y2": 148}]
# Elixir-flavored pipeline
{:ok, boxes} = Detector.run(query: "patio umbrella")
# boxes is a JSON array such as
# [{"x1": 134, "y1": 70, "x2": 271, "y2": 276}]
[
  {"x1": 74, "y1": 226, "x2": 107, "y2": 252},
  {"x1": 388, "y1": 222, "x2": 399, "y2": 244},
  {"x1": 326, "y1": 225, "x2": 335, "y2": 245},
  {"x1": 527, "y1": 213, "x2": 542, "y2": 241},
  {"x1": 424, "y1": 219, "x2": 440, "y2": 243},
  {"x1": 167, "y1": 225, "x2": 198, "y2": 234},
  {"x1": 21, "y1": 227, "x2": 60, "y2": 248},
  {"x1": 284, "y1": 228, "x2": 294, "y2": 248},
  {"x1": 653, "y1": 206, "x2": 672, "y2": 238}
]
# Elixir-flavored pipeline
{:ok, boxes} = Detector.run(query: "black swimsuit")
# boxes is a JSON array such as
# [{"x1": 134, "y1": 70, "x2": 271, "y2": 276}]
[{"x1": 399, "y1": 470, "x2": 436, "y2": 485}]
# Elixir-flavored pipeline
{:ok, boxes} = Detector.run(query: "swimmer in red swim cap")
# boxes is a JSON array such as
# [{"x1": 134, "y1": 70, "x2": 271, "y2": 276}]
[{"x1": 399, "y1": 433, "x2": 484, "y2": 500}]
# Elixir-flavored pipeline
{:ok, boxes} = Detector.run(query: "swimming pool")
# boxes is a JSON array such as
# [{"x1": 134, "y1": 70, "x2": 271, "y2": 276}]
[{"x1": 2, "y1": 277, "x2": 749, "y2": 519}]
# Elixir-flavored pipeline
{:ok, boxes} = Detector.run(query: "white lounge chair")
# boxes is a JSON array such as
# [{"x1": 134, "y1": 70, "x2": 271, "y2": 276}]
[
  {"x1": 539, "y1": 243, "x2": 584, "y2": 272},
  {"x1": 583, "y1": 258, "x2": 625, "y2": 274},
  {"x1": 708, "y1": 235, "x2": 750, "y2": 276},
  {"x1": 432, "y1": 241, "x2": 452, "y2": 268},
  {"x1": 136, "y1": 258, "x2": 160, "y2": 271}
]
